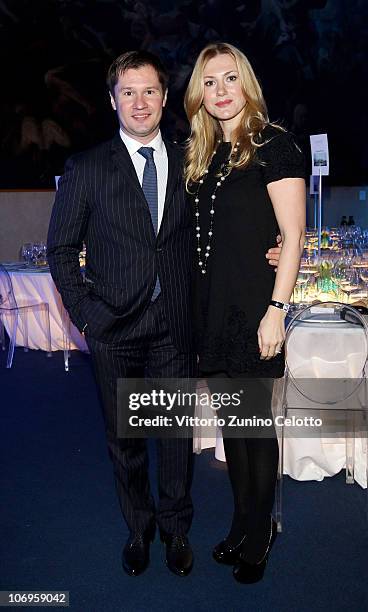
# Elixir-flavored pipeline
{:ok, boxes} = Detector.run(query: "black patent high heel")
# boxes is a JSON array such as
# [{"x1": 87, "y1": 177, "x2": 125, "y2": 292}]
[
  {"x1": 233, "y1": 517, "x2": 277, "y2": 584},
  {"x1": 212, "y1": 533, "x2": 246, "y2": 565}
]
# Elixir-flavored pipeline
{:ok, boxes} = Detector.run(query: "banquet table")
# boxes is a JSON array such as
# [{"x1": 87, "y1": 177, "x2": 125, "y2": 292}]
[
  {"x1": 0, "y1": 263, "x2": 87, "y2": 352},
  {"x1": 1, "y1": 263, "x2": 367, "y2": 488}
]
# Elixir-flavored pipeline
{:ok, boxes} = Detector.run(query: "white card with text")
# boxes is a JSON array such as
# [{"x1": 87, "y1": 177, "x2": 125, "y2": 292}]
[{"x1": 310, "y1": 133, "x2": 329, "y2": 176}]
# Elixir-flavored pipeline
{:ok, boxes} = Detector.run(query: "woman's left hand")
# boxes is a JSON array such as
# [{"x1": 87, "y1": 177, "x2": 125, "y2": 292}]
[{"x1": 257, "y1": 306, "x2": 286, "y2": 360}]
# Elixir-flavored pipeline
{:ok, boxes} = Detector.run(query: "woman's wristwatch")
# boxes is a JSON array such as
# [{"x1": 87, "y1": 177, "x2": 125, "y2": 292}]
[{"x1": 270, "y1": 300, "x2": 290, "y2": 313}]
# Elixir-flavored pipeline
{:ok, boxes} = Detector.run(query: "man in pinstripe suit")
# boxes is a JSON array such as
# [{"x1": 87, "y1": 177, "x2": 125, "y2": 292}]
[{"x1": 47, "y1": 51, "x2": 197, "y2": 577}]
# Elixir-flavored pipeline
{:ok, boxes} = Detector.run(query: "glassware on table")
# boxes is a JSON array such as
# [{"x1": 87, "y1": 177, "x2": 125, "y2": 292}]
[
  {"x1": 305, "y1": 229, "x2": 318, "y2": 254},
  {"x1": 32, "y1": 242, "x2": 47, "y2": 266},
  {"x1": 331, "y1": 260, "x2": 347, "y2": 297},
  {"x1": 333, "y1": 251, "x2": 353, "y2": 279},
  {"x1": 354, "y1": 265, "x2": 368, "y2": 301},
  {"x1": 21, "y1": 243, "x2": 34, "y2": 266},
  {"x1": 320, "y1": 227, "x2": 332, "y2": 249},
  {"x1": 79, "y1": 243, "x2": 86, "y2": 267},
  {"x1": 339, "y1": 268, "x2": 360, "y2": 303},
  {"x1": 361, "y1": 230, "x2": 368, "y2": 250},
  {"x1": 293, "y1": 269, "x2": 312, "y2": 303},
  {"x1": 304, "y1": 274, "x2": 320, "y2": 303},
  {"x1": 330, "y1": 231, "x2": 342, "y2": 251},
  {"x1": 358, "y1": 266, "x2": 368, "y2": 284}
]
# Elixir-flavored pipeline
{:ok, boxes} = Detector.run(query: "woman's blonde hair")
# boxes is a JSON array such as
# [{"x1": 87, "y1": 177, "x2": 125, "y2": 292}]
[{"x1": 184, "y1": 42, "x2": 274, "y2": 188}]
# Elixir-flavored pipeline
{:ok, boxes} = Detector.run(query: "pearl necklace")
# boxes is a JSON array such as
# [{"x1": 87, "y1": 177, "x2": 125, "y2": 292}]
[{"x1": 194, "y1": 141, "x2": 240, "y2": 274}]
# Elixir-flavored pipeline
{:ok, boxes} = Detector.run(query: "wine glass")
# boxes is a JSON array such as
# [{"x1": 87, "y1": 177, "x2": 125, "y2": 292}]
[
  {"x1": 293, "y1": 269, "x2": 311, "y2": 303},
  {"x1": 339, "y1": 268, "x2": 360, "y2": 303},
  {"x1": 21, "y1": 243, "x2": 34, "y2": 266},
  {"x1": 305, "y1": 274, "x2": 319, "y2": 303},
  {"x1": 359, "y1": 266, "x2": 368, "y2": 283},
  {"x1": 356, "y1": 265, "x2": 368, "y2": 300}
]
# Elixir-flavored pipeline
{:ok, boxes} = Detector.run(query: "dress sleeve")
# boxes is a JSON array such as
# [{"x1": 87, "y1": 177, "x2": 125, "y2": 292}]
[{"x1": 258, "y1": 129, "x2": 306, "y2": 185}]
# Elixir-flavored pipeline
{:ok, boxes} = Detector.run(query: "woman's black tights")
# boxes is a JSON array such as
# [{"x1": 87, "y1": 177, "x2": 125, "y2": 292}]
[
  {"x1": 206, "y1": 373, "x2": 279, "y2": 563},
  {"x1": 223, "y1": 435, "x2": 278, "y2": 562}
]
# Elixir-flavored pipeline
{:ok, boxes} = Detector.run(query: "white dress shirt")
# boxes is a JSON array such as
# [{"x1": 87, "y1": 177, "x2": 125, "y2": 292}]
[{"x1": 119, "y1": 129, "x2": 168, "y2": 233}]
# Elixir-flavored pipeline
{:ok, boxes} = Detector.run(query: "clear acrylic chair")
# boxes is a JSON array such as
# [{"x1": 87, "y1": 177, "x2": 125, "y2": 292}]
[
  {"x1": 61, "y1": 306, "x2": 71, "y2": 372},
  {"x1": 0, "y1": 264, "x2": 52, "y2": 367},
  {"x1": 274, "y1": 302, "x2": 368, "y2": 532}
]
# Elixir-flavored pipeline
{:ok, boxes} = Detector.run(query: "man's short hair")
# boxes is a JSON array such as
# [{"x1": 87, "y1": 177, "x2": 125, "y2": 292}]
[{"x1": 107, "y1": 50, "x2": 169, "y2": 94}]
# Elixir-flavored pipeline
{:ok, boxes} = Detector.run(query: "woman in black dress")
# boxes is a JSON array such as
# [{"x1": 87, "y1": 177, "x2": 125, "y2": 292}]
[{"x1": 184, "y1": 42, "x2": 306, "y2": 583}]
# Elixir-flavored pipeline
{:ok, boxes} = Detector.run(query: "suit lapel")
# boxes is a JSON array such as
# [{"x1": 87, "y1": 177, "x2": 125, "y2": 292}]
[
  {"x1": 110, "y1": 134, "x2": 147, "y2": 207},
  {"x1": 161, "y1": 140, "x2": 182, "y2": 221}
]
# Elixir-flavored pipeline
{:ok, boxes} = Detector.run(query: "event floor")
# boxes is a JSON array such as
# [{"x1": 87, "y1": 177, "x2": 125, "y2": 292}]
[{"x1": 1, "y1": 349, "x2": 367, "y2": 612}]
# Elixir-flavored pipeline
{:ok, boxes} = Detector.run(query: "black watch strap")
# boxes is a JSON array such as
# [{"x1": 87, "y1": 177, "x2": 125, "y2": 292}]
[{"x1": 270, "y1": 300, "x2": 290, "y2": 313}]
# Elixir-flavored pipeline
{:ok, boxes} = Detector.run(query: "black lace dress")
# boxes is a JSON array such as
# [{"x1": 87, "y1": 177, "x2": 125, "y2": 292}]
[{"x1": 192, "y1": 125, "x2": 306, "y2": 378}]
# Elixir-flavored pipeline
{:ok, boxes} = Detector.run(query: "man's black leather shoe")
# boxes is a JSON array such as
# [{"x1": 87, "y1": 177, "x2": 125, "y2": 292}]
[
  {"x1": 122, "y1": 525, "x2": 155, "y2": 576},
  {"x1": 161, "y1": 533, "x2": 193, "y2": 576}
]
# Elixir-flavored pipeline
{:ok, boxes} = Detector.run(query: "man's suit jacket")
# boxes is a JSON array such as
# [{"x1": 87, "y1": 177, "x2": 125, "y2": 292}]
[{"x1": 47, "y1": 133, "x2": 194, "y2": 351}]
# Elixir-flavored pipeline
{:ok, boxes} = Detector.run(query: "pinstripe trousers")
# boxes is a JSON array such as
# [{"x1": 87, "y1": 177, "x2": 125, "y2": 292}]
[{"x1": 86, "y1": 296, "x2": 198, "y2": 536}]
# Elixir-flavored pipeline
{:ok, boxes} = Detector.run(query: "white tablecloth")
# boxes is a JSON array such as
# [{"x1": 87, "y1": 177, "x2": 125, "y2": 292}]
[
  {"x1": 195, "y1": 317, "x2": 368, "y2": 489},
  {"x1": 0, "y1": 265, "x2": 87, "y2": 352}
]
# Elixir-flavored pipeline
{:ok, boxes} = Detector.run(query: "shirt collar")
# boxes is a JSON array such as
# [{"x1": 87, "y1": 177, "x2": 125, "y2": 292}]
[{"x1": 119, "y1": 129, "x2": 165, "y2": 158}]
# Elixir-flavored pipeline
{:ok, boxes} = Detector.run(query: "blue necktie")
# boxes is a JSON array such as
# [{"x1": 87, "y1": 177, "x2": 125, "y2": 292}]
[{"x1": 138, "y1": 146, "x2": 161, "y2": 300}]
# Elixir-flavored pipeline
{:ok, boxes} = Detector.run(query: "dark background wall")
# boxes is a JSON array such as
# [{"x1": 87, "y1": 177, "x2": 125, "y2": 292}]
[{"x1": 0, "y1": 0, "x2": 366, "y2": 188}]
